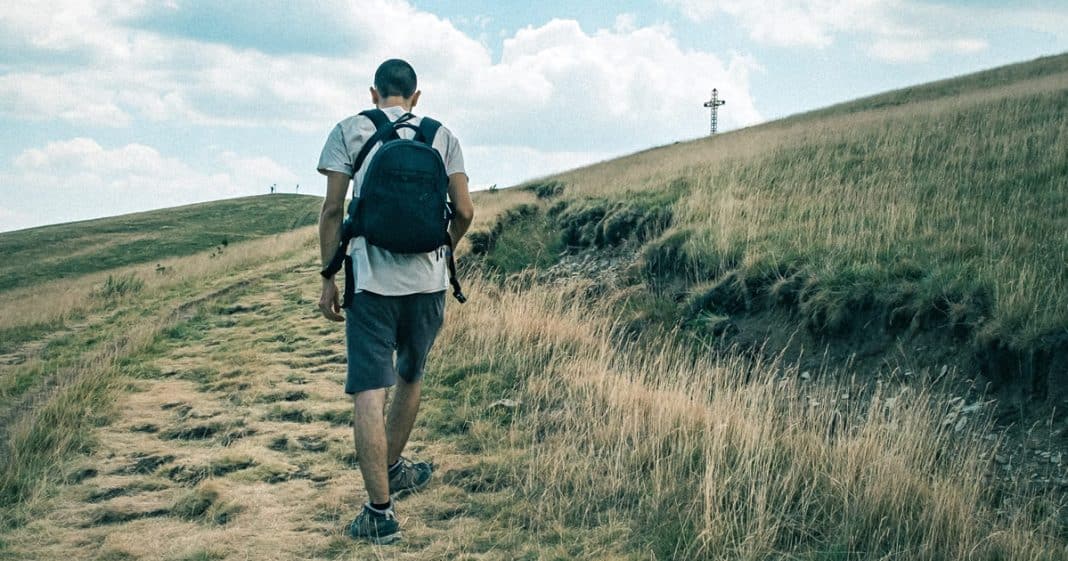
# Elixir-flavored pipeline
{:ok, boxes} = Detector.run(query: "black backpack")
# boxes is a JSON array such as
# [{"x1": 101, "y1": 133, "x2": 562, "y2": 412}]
[{"x1": 321, "y1": 109, "x2": 465, "y2": 303}]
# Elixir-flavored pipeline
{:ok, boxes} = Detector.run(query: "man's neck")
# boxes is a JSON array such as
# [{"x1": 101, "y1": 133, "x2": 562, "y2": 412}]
[{"x1": 377, "y1": 97, "x2": 412, "y2": 111}]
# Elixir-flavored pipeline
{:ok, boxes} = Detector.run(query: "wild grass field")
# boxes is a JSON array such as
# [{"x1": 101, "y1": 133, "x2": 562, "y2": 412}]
[
  {"x1": 1, "y1": 228, "x2": 1062, "y2": 560},
  {"x1": 496, "y1": 53, "x2": 1068, "y2": 393},
  {"x1": 1, "y1": 53, "x2": 1067, "y2": 560}
]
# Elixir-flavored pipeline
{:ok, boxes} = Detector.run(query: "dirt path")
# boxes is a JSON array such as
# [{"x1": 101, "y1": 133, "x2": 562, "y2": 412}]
[{"x1": 1, "y1": 263, "x2": 514, "y2": 561}]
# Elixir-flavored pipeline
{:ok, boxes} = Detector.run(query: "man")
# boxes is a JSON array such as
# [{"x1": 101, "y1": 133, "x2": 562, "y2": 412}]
[{"x1": 316, "y1": 58, "x2": 474, "y2": 544}]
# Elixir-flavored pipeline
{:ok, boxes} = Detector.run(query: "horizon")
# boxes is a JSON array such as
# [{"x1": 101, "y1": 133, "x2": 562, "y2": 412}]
[{"x1": 2, "y1": 1, "x2": 1067, "y2": 233}]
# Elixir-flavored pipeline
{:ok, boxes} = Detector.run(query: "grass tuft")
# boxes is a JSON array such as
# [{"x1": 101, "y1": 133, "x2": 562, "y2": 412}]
[
  {"x1": 95, "y1": 274, "x2": 145, "y2": 300},
  {"x1": 171, "y1": 483, "x2": 242, "y2": 524}
]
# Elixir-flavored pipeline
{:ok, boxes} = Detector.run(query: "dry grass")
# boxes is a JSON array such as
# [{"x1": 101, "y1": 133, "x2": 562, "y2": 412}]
[
  {"x1": 0, "y1": 227, "x2": 316, "y2": 339},
  {"x1": 437, "y1": 278, "x2": 1065, "y2": 560},
  {"x1": 0, "y1": 230, "x2": 317, "y2": 523},
  {"x1": 1, "y1": 261, "x2": 536, "y2": 560},
  {"x1": 1, "y1": 260, "x2": 1062, "y2": 559},
  {"x1": 542, "y1": 64, "x2": 1068, "y2": 347}
]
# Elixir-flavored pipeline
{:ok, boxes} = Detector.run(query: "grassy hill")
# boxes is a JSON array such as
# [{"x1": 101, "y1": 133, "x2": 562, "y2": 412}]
[
  {"x1": 796, "y1": 52, "x2": 1068, "y2": 120},
  {"x1": 476, "y1": 52, "x2": 1068, "y2": 397},
  {"x1": 0, "y1": 194, "x2": 322, "y2": 293},
  {"x1": 2, "y1": 54, "x2": 1067, "y2": 560}
]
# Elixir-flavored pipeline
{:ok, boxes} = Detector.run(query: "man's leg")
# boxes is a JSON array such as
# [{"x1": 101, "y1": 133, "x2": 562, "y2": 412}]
[
  {"x1": 386, "y1": 378, "x2": 422, "y2": 465},
  {"x1": 343, "y1": 292, "x2": 403, "y2": 543},
  {"x1": 383, "y1": 292, "x2": 443, "y2": 495},
  {"x1": 352, "y1": 388, "x2": 390, "y2": 505},
  {"x1": 348, "y1": 388, "x2": 401, "y2": 544}
]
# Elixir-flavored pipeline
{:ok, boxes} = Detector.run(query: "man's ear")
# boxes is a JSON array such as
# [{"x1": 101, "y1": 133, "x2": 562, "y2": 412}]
[
  {"x1": 410, "y1": 90, "x2": 421, "y2": 109},
  {"x1": 370, "y1": 87, "x2": 380, "y2": 105}
]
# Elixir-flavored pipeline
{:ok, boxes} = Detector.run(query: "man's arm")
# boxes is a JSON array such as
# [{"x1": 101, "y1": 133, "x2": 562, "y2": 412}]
[
  {"x1": 318, "y1": 171, "x2": 350, "y2": 322},
  {"x1": 447, "y1": 172, "x2": 474, "y2": 246}
]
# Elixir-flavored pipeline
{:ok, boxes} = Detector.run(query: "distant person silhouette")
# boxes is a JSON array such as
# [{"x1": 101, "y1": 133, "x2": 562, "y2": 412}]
[{"x1": 316, "y1": 58, "x2": 473, "y2": 544}]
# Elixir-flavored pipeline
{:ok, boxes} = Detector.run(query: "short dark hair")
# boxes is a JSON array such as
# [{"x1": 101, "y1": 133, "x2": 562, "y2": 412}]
[{"x1": 374, "y1": 59, "x2": 417, "y2": 98}]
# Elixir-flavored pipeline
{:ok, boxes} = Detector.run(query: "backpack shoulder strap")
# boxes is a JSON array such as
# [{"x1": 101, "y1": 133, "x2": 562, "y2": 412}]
[
  {"x1": 360, "y1": 108, "x2": 390, "y2": 130},
  {"x1": 353, "y1": 109, "x2": 398, "y2": 173},
  {"x1": 417, "y1": 117, "x2": 441, "y2": 146}
]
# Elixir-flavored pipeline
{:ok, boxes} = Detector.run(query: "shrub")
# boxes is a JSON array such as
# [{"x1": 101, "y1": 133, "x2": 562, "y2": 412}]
[
  {"x1": 95, "y1": 274, "x2": 144, "y2": 299},
  {"x1": 523, "y1": 180, "x2": 565, "y2": 199}
]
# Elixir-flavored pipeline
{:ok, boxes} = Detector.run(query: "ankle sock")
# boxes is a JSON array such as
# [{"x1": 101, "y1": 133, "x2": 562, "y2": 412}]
[{"x1": 369, "y1": 500, "x2": 391, "y2": 513}]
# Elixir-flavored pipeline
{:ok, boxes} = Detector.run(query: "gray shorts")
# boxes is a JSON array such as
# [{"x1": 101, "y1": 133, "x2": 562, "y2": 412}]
[{"x1": 343, "y1": 290, "x2": 445, "y2": 394}]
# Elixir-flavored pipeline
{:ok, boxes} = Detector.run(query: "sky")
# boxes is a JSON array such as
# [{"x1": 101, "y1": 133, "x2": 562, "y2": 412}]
[{"x1": 1, "y1": 1, "x2": 1066, "y2": 232}]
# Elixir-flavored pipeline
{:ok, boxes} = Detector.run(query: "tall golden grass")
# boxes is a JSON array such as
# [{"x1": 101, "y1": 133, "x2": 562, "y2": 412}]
[
  {"x1": 0, "y1": 227, "x2": 316, "y2": 335},
  {"x1": 437, "y1": 277, "x2": 1064, "y2": 559}
]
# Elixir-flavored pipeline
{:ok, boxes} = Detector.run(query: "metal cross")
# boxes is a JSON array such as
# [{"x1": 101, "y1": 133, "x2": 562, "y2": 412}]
[{"x1": 703, "y1": 88, "x2": 726, "y2": 135}]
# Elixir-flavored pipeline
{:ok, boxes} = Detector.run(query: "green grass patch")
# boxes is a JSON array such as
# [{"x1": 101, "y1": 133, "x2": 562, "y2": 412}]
[
  {"x1": 522, "y1": 179, "x2": 566, "y2": 199},
  {"x1": 315, "y1": 408, "x2": 351, "y2": 426},
  {"x1": 473, "y1": 204, "x2": 564, "y2": 275},
  {"x1": 264, "y1": 406, "x2": 312, "y2": 424},
  {"x1": 0, "y1": 355, "x2": 115, "y2": 522},
  {"x1": 0, "y1": 363, "x2": 45, "y2": 401},
  {"x1": 0, "y1": 319, "x2": 66, "y2": 354},
  {"x1": 178, "y1": 367, "x2": 218, "y2": 386},
  {"x1": 94, "y1": 274, "x2": 145, "y2": 300},
  {"x1": 0, "y1": 194, "x2": 320, "y2": 293},
  {"x1": 162, "y1": 313, "x2": 212, "y2": 342}
]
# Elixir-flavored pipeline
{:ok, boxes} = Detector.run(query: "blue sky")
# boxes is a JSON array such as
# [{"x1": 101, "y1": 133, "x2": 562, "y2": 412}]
[{"x1": 1, "y1": 0, "x2": 1065, "y2": 232}]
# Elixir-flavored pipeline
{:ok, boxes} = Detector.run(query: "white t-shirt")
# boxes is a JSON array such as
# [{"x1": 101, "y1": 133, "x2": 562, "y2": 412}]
[{"x1": 317, "y1": 105, "x2": 465, "y2": 296}]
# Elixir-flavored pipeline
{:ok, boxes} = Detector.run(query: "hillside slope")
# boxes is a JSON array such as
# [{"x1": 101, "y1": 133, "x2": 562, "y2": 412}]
[
  {"x1": 473, "y1": 52, "x2": 1068, "y2": 404},
  {"x1": 0, "y1": 194, "x2": 322, "y2": 293},
  {"x1": 1, "y1": 234, "x2": 1063, "y2": 560},
  {"x1": 792, "y1": 52, "x2": 1068, "y2": 120}
]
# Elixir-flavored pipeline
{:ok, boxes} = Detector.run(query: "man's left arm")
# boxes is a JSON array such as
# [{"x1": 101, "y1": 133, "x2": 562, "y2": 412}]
[{"x1": 447, "y1": 172, "x2": 473, "y2": 246}]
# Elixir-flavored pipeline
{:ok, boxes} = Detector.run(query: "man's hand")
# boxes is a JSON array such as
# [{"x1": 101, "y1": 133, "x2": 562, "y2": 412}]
[{"x1": 319, "y1": 278, "x2": 345, "y2": 322}]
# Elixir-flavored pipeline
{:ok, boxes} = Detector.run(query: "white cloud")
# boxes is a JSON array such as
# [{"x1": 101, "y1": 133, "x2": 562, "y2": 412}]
[
  {"x1": 0, "y1": 0, "x2": 137, "y2": 56},
  {"x1": 869, "y1": 37, "x2": 988, "y2": 64},
  {"x1": 0, "y1": 1, "x2": 761, "y2": 142},
  {"x1": 0, "y1": 206, "x2": 35, "y2": 233},
  {"x1": 662, "y1": 0, "x2": 999, "y2": 63},
  {"x1": 16, "y1": 138, "x2": 171, "y2": 173},
  {"x1": 1004, "y1": 8, "x2": 1068, "y2": 42},
  {"x1": 1, "y1": 137, "x2": 300, "y2": 228},
  {"x1": 0, "y1": 1, "x2": 766, "y2": 229},
  {"x1": 465, "y1": 145, "x2": 618, "y2": 190},
  {"x1": 450, "y1": 18, "x2": 762, "y2": 151},
  {"x1": 664, "y1": 0, "x2": 904, "y2": 47},
  {"x1": 0, "y1": 73, "x2": 132, "y2": 126}
]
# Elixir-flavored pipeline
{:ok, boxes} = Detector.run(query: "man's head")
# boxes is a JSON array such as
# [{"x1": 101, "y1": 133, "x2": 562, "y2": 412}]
[{"x1": 371, "y1": 59, "x2": 420, "y2": 109}]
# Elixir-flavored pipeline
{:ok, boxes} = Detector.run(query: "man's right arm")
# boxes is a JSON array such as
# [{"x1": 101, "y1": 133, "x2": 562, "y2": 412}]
[
  {"x1": 319, "y1": 171, "x2": 349, "y2": 267},
  {"x1": 318, "y1": 171, "x2": 350, "y2": 321}
]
